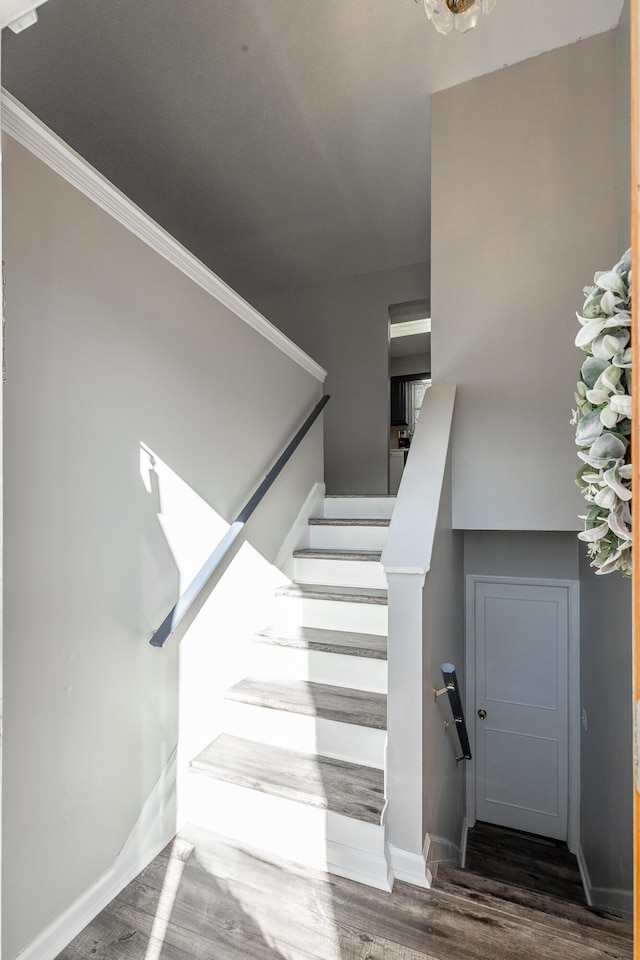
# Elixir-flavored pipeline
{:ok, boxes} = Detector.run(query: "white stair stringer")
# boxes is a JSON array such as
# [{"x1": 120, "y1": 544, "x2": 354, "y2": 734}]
[
  {"x1": 183, "y1": 771, "x2": 393, "y2": 892},
  {"x1": 222, "y1": 699, "x2": 386, "y2": 768}
]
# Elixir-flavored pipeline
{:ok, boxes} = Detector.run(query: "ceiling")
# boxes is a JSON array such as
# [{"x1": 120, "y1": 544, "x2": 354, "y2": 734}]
[{"x1": 2, "y1": 0, "x2": 625, "y2": 300}]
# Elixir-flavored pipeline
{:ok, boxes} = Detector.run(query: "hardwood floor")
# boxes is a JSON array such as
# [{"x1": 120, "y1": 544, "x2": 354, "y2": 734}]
[
  {"x1": 56, "y1": 823, "x2": 633, "y2": 960},
  {"x1": 461, "y1": 820, "x2": 587, "y2": 905}
]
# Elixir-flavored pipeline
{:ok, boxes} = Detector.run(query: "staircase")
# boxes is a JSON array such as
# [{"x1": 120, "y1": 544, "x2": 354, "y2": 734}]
[{"x1": 184, "y1": 494, "x2": 395, "y2": 890}]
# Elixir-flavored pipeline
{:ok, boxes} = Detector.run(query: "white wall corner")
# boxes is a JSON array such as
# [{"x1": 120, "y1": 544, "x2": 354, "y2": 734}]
[
  {"x1": 273, "y1": 481, "x2": 325, "y2": 577},
  {"x1": 389, "y1": 836, "x2": 433, "y2": 889},
  {"x1": 576, "y1": 843, "x2": 632, "y2": 920},
  {"x1": 15, "y1": 752, "x2": 178, "y2": 960}
]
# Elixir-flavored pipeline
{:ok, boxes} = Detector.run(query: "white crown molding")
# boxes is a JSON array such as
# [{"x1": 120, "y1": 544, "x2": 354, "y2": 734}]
[{"x1": 0, "y1": 89, "x2": 327, "y2": 384}]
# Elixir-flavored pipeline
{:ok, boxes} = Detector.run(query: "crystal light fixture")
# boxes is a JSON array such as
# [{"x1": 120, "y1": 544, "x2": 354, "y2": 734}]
[{"x1": 422, "y1": 0, "x2": 496, "y2": 35}]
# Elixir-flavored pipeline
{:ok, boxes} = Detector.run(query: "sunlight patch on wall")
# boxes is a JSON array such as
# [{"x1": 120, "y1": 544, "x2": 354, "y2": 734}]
[{"x1": 139, "y1": 442, "x2": 292, "y2": 830}]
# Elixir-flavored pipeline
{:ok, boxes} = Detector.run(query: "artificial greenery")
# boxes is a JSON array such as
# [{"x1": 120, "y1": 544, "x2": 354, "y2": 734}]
[{"x1": 572, "y1": 249, "x2": 632, "y2": 575}]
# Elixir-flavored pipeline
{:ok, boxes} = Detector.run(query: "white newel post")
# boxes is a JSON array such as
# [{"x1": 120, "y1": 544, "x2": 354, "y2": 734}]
[
  {"x1": 385, "y1": 569, "x2": 432, "y2": 887},
  {"x1": 381, "y1": 383, "x2": 456, "y2": 890}
]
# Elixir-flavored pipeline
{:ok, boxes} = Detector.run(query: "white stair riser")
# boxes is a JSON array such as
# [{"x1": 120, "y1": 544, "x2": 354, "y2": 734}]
[
  {"x1": 323, "y1": 497, "x2": 396, "y2": 520},
  {"x1": 277, "y1": 595, "x2": 387, "y2": 635},
  {"x1": 294, "y1": 556, "x2": 387, "y2": 590},
  {"x1": 249, "y1": 642, "x2": 388, "y2": 693},
  {"x1": 222, "y1": 700, "x2": 386, "y2": 768},
  {"x1": 182, "y1": 773, "x2": 392, "y2": 891},
  {"x1": 308, "y1": 525, "x2": 389, "y2": 551}
]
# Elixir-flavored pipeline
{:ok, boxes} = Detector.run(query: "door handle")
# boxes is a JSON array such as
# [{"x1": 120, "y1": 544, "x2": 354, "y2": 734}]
[{"x1": 477, "y1": 709, "x2": 487, "y2": 720}]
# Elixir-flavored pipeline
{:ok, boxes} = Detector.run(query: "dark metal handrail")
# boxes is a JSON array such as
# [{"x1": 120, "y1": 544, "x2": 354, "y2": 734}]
[
  {"x1": 150, "y1": 394, "x2": 330, "y2": 648},
  {"x1": 435, "y1": 662, "x2": 472, "y2": 762}
]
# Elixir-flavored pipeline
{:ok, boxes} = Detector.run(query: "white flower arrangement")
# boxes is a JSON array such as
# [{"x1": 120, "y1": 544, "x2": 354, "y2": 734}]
[{"x1": 572, "y1": 249, "x2": 632, "y2": 576}]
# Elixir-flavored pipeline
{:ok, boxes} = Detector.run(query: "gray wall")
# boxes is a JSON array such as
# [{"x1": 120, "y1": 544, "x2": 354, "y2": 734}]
[
  {"x1": 464, "y1": 532, "x2": 579, "y2": 582},
  {"x1": 444, "y1": 22, "x2": 632, "y2": 914},
  {"x1": 617, "y1": 0, "x2": 631, "y2": 253},
  {"x1": 576, "y1": 4, "x2": 632, "y2": 917},
  {"x1": 579, "y1": 554, "x2": 632, "y2": 913},
  {"x1": 254, "y1": 262, "x2": 429, "y2": 493},
  {"x1": 389, "y1": 353, "x2": 430, "y2": 378},
  {"x1": 431, "y1": 32, "x2": 619, "y2": 531},
  {"x1": 2, "y1": 134, "x2": 323, "y2": 959}
]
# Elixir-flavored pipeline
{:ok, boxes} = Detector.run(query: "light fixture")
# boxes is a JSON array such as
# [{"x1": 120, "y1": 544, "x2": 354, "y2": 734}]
[{"x1": 421, "y1": 0, "x2": 496, "y2": 35}]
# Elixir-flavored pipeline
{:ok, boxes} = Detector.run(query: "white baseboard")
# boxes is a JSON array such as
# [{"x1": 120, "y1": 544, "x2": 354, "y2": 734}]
[
  {"x1": 326, "y1": 837, "x2": 394, "y2": 892},
  {"x1": 424, "y1": 832, "x2": 462, "y2": 879},
  {"x1": 389, "y1": 836, "x2": 433, "y2": 889},
  {"x1": 15, "y1": 752, "x2": 178, "y2": 960},
  {"x1": 273, "y1": 481, "x2": 325, "y2": 578},
  {"x1": 576, "y1": 843, "x2": 632, "y2": 919}
]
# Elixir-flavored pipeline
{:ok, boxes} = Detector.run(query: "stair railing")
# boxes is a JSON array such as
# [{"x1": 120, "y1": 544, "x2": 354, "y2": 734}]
[
  {"x1": 150, "y1": 393, "x2": 330, "y2": 648},
  {"x1": 435, "y1": 662, "x2": 472, "y2": 762}
]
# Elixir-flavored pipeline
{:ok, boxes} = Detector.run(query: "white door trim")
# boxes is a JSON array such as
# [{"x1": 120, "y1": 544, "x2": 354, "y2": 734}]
[{"x1": 465, "y1": 575, "x2": 580, "y2": 854}]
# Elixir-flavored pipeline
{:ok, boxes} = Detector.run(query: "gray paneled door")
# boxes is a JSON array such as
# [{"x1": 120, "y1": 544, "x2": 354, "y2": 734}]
[{"x1": 473, "y1": 580, "x2": 569, "y2": 841}]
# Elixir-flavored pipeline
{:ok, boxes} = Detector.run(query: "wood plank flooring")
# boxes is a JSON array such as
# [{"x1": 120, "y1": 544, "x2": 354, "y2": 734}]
[
  {"x1": 56, "y1": 824, "x2": 633, "y2": 960},
  {"x1": 460, "y1": 821, "x2": 587, "y2": 905}
]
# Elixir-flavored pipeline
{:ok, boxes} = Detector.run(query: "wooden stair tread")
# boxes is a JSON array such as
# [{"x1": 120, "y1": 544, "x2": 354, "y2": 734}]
[
  {"x1": 276, "y1": 582, "x2": 387, "y2": 605},
  {"x1": 254, "y1": 624, "x2": 387, "y2": 660},
  {"x1": 190, "y1": 734, "x2": 385, "y2": 824},
  {"x1": 309, "y1": 517, "x2": 390, "y2": 526},
  {"x1": 293, "y1": 548, "x2": 382, "y2": 562},
  {"x1": 225, "y1": 678, "x2": 387, "y2": 729}
]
